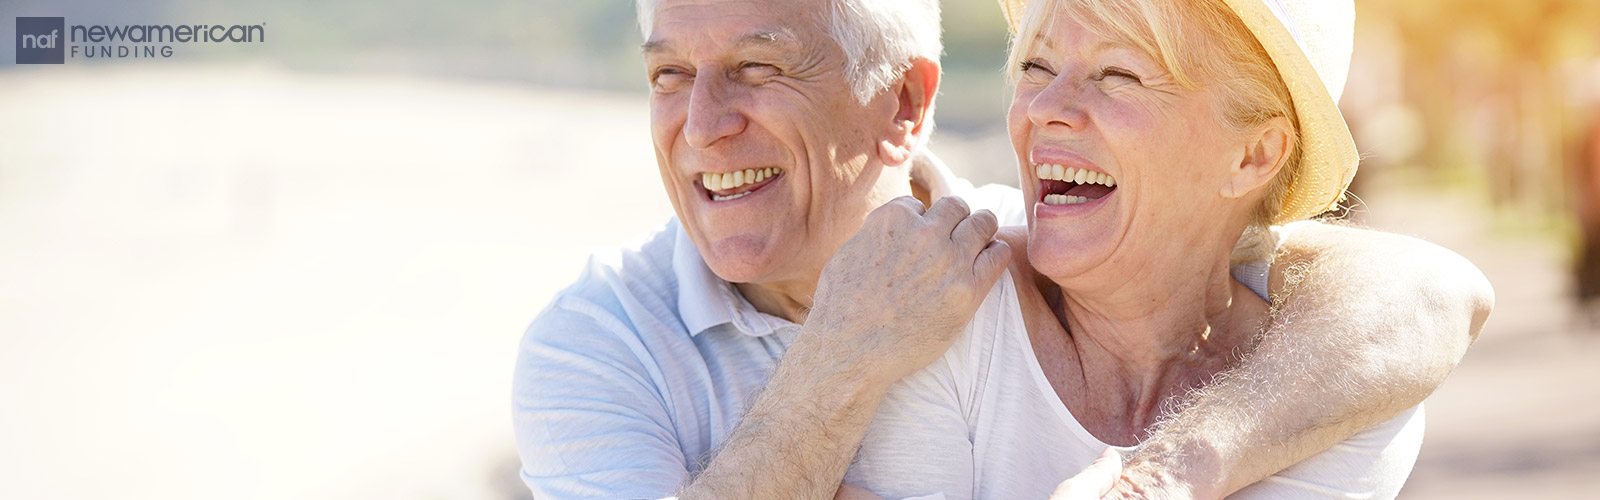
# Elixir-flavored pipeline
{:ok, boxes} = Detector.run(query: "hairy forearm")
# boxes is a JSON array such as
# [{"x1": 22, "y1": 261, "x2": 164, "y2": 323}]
[
  {"x1": 678, "y1": 330, "x2": 888, "y2": 500},
  {"x1": 1121, "y1": 222, "x2": 1494, "y2": 499}
]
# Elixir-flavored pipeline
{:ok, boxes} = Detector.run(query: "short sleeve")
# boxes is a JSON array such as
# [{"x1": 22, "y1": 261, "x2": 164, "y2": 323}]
[
  {"x1": 512, "y1": 296, "x2": 688, "y2": 500},
  {"x1": 845, "y1": 273, "x2": 1027, "y2": 500},
  {"x1": 1231, "y1": 405, "x2": 1425, "y2": 500}
]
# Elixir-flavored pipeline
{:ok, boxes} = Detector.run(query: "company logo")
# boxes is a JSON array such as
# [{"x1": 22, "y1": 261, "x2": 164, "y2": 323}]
[
  {"x1": 16, "y1": 17, "x2": 65, "y2": 64},
  {"x1": 14, "y1": 16, "x2": 264, "y2": 64}
]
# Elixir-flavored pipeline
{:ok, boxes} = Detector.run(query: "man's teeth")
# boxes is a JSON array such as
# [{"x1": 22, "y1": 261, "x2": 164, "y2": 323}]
[
  {"x1": 1033, "y1": 164, "x2": 1116, "y2": 187},
  {"x1": 703, "y1": 167, "x2": 781, "y2": 192},
  {"x1": 1043, "y1": 194, "x2": 1094, "y2": 205}
]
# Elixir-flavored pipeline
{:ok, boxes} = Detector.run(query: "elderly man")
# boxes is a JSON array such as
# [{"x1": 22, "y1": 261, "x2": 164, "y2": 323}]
[{"x1": 513, "y1": 0, "x2": 1492, "y2": 499}]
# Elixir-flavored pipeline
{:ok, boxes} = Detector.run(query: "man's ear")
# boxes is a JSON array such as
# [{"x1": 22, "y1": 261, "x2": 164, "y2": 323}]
[
  {"x1": 1221, "y1": 116, "x2": 1293, "y2": 199},
  {"x1": 877, "y1": 57, "x2": 941, "y2": 167}
]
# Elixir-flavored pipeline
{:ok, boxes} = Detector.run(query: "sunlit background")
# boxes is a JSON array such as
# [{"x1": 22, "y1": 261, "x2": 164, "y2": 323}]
[{"x1": 2, "y1": 0, "x2": 1597, "y2": 498}]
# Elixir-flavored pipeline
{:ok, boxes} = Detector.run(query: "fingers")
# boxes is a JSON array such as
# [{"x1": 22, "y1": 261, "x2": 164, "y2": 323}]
[
  {"x1": 886, "y1": 195, "x2": 928, "y2": 216},
  {"x1": 924, "y1": 196, "x2": 971, "y2": 228},
  {"x1": 1047, "y1": 448, "x2": 1123, "y2": 500},
  {"x1": 972, "y1": 238, "x2": 1012, "y2": 287},
  {"x1": 951, "y1": 208, "x2": 1000, "y2": 247},
  {"x1": 1088, "y1": 448, "x2": 1123, "y2": 497}
]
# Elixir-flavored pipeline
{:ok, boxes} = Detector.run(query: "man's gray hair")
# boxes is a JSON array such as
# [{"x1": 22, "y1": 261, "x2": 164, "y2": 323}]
[{"x1": 635, "y1": 0, "x2": 943, "y2": 104}]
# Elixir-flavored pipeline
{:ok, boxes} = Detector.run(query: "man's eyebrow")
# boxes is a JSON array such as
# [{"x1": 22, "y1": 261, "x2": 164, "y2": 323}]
[{"x1": 641, "y1": 39, "x2": 673, "y2": 55}]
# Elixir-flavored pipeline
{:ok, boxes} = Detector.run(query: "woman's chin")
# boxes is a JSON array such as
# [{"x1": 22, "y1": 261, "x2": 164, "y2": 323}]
[{"x1": 1025, "y1": 229, "x2": 1112, "y2": 284}]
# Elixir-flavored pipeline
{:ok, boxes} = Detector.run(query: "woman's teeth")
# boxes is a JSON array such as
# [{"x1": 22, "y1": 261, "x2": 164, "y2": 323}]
[
  {"x1": 702, "y1": 167, "x2": 781, "y2": 192},
  {"x1": 1034, "y1": 164, "x2": 1116, "y2": 187},
  {"x1": 1043, "y1": 194, "x2": 1093, "y2": 205}
]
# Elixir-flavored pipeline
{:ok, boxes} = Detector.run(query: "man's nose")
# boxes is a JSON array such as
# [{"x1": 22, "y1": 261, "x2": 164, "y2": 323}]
[{"x1": 684, "y1": 71, "x2": 748, "y2": 149}]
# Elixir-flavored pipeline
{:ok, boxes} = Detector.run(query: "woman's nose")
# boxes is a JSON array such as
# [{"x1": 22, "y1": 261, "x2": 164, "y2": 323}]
[{"x1": 1027, "y1": 77, "x2": 1090, "y2": 132}]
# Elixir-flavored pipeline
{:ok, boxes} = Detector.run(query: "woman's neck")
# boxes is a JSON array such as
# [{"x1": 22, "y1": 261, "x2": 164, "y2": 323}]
[{"x1": 1038, "y1": 244, "x2": 1269, "y2": 444}]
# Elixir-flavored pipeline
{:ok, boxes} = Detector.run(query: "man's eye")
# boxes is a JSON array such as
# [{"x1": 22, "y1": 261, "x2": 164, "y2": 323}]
[
  {"x1": 737, "y1": 62, "x2": 780, "y2": 80},
  {"x1": 652, "y1": 67, "x2": 691, "y2": 90}
]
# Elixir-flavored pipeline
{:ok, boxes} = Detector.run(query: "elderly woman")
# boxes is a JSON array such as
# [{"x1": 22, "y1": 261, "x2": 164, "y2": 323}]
[{"x1": 836, "y1": 0, "x2": 1424, "y2": 498}]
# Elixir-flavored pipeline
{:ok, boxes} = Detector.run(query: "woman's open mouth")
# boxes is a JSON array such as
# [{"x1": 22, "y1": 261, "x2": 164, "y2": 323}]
[
  {"x1": 1035, "y1": 163, "x2": 1116, "y2": 205},
  {"x1": 700, "y1": 167, "x2": 783, "y2": 202}
]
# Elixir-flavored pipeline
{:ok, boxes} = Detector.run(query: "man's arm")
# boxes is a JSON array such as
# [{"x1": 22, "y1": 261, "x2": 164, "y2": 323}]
[
  {"x1": 678, "y1": 197, "x2": 1011, "y2": 500},
  {"x1": 1110, "y1": 222, "x2": 1494, "y2": 499}
]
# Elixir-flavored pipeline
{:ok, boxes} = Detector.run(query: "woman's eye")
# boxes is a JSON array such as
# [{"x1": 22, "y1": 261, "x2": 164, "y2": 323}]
[
  {"x1": 1097, "y1": 67, "x2": 1141, "y2": 83},
  {"x1": 1019, "y1": 60, "x2": 1055, "y2": 76}
]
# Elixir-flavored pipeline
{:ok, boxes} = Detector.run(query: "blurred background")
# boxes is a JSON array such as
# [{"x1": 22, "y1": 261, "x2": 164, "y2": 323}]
[{"x1": 1, "y1": 0, "x2": 1597, "y2": 498}]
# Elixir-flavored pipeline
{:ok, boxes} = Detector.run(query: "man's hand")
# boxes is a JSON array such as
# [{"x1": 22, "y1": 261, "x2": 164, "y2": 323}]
[
  {"x1": 678, "y1": 196, "x2": 1009, "y2": 500},
  {"x1": 1049, "y1": 448, "x2": 1124, "y2": 500},
  {"x1": 806, "y1": 196, "x2": 1012, "y2": 387}
]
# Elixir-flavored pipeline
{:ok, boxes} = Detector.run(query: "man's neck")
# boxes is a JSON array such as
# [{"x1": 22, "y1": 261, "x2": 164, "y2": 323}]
[
  {"x1": 734, "y1": 278, "x2": 818, "y2": 324},
  {"x1": 730, "y1": 171, "x2": 935, "y2": 325}
]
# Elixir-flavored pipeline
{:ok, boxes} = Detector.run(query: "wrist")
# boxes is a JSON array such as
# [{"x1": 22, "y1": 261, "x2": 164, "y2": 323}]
[
  {"x1": 775, "y1": 325, "x2": 893, "y2": 410},
  {"x1": 793, "y1": 316, "x2": 901, "y2": 389},
  {"x1": 1119, "y1": 446, "x2": 1225, "y2": 500}
]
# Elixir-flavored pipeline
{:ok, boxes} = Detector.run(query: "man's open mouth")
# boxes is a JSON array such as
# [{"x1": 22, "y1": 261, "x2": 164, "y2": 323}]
[
  {"x1": 701, "y1": 167, "x2": 783, "y2": 201},
  {"x1": 1035, "y1": 163, "x2": 1116, "y2": 206}
]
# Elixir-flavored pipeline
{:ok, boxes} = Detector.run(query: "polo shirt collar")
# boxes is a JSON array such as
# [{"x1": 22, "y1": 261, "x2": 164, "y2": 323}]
[{"x1": 671, "y1": 220, "x2": 788, "y2": 337}]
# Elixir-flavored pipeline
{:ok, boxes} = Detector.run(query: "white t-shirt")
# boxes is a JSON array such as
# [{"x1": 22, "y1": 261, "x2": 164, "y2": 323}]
[{"x1": 845, "y1": 239, "x2": 1425, "y2": 500}]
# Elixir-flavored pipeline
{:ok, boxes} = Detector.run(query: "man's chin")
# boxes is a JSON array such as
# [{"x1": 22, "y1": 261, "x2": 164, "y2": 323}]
[{"x1": 700, "y1": 235, "x2": 783, "y2": 284}]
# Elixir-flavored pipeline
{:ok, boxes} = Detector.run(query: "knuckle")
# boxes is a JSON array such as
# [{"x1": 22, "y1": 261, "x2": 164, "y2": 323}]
[
  {"x1": 974, "y1": 210, "x2": 999, "y2": 231},
  {"x1": 940, "y1": 196, "x2": 971, "y2": 215},
  {"x1": 893, "y1": 195, "x2": 926, "y2": 211}
]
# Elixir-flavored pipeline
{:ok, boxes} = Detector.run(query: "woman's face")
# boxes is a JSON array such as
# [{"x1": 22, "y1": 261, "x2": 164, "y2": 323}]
[{"x1": 1009, "y1": 12, "x2": 1260, "y2": 285}]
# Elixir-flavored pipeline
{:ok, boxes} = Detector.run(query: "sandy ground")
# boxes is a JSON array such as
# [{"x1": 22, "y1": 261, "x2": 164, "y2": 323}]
[{"x1": 0, "y1": 66, "x2": 1593, "y2": 499}]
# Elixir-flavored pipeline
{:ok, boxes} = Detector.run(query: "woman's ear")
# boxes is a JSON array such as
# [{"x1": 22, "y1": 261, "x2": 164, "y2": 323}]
[
  {"x1": 877, "y1": 57, "x2": 941, "y2": 168},
  {"x1": 1221, "y1": 116, "x2": 1293, "y2": 199}
]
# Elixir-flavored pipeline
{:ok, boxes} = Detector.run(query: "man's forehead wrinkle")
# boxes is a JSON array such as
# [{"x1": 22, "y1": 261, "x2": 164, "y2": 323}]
[{"x1": 641, "y1": 27, "x2": 805, "y2": 59}]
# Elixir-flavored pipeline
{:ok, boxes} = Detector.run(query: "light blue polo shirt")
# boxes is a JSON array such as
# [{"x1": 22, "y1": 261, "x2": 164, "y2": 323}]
[{"x1": 512, "y1": 160, "x2": 1024, "y2": 500}]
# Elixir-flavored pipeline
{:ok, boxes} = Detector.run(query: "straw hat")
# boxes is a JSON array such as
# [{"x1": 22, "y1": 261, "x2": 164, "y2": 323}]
[{"x1": 997, "y1": 0, "x2": 1359, "y2": 224}]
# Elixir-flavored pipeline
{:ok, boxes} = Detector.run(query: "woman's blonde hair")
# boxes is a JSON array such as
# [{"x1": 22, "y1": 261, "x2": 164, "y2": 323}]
[{"x1": 1006, "y1": 0, "x2": 1301, "y2": 262}]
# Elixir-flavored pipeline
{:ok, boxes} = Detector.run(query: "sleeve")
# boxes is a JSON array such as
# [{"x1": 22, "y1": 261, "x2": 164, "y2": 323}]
[
  {"x1": 844, "y1": 353, "x2": 976, "y2": 500},
  {"x1": 1230, "y1": 405, "x2": 1426, "y2": 500},
  {"x1": 512, "y1": 297, "x2": 688, "y2": 500},
  {"x1": 842, "y1": 274, "x2": 1020, "y2": 500}
]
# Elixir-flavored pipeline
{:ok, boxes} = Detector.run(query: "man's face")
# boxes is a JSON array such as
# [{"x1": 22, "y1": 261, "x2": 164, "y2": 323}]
[{"x1": 644, "y1": 0, "x2": 906, "y2": 287}]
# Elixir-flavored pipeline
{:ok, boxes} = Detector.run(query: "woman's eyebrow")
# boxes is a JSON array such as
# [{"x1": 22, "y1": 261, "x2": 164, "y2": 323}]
[{"x1": 1030, "y1": 31, "x2": 1057, "y2": 51}]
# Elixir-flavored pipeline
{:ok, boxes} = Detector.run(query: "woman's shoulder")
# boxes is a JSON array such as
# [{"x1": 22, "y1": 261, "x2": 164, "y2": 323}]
[{"x1": 996, "y1": 226, "x2": 1045, "y2": 297}]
